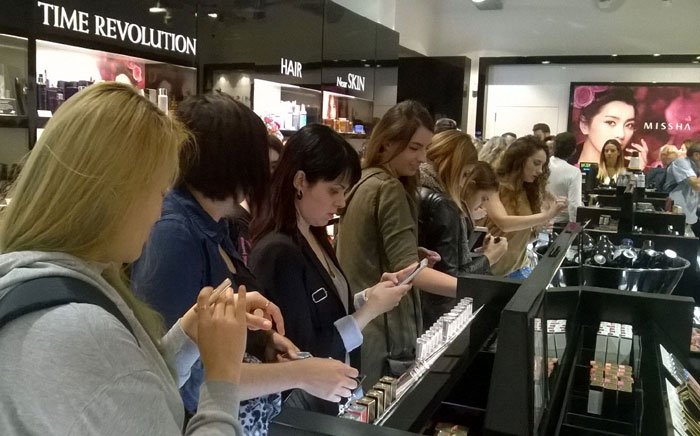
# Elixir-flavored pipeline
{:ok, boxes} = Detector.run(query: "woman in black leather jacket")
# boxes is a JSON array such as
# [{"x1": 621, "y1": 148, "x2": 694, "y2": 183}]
[{"x1": 418, "y1": 131, "x2": 507, "y2": 326}]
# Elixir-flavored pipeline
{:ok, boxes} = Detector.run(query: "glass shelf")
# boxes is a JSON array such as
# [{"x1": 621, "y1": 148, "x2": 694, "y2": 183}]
[{"x1": 35, "y1": 40, "x2": 196, "y2": 117}]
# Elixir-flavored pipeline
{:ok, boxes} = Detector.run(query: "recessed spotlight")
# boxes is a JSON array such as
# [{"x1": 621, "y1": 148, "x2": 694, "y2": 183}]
[
  {"x1": 208, "y1": 12, "x2": 218, "y2": 18},
  {"x1": 472, "y1": 0, "x2": 487, "y2": 3},
  {"x1": 612, "y1": 54, "x2": 618, "y2": 57},
  {"x1": 149, "y1": 2, "x2": 166, "y2": 13},
  {"x1": 696, "y1": 56, "x2": 700, "y2": 59},
  {"x1": 541, "y1": 60, "x2": 550, "y2": 64},
  {"x1": 653, "y1": 53, "x2": 661, "y2": 57}
]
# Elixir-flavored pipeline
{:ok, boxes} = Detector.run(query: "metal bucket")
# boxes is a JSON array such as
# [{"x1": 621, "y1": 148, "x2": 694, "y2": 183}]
[{"x1": 547, "y1": 257, "x2": 690, "y2": 294}]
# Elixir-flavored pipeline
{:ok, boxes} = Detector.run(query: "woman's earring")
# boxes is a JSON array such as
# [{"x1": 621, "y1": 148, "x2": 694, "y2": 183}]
[{"x1": 296, "y1": 190, "x2": 303, "y2": 200}]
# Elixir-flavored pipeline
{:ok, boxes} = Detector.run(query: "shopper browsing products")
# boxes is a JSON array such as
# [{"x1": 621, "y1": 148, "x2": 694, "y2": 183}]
[
  {"x1": 418, "y1": 130, "x2": 507, "y2": 326},
  {"x1": 482, "y1": 136, "x2": 567, "y2": 278},
  {"x1": 249, "y1": 124, "x2": 413, "y2": 413},
  {"x1": 0, "y1": 82, "x2": 249, "y2": 435},
  {"x1": 335, "y1": 100, "x2": 461, "y2": 385},
  {"x1": 131, "y1": 93, "x2": 359, "y2": 434}
]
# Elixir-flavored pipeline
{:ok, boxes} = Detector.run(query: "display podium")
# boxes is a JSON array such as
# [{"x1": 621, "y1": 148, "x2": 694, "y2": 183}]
[{"x1": 269, "y1": 224, "x2": 697, "y2": 436}]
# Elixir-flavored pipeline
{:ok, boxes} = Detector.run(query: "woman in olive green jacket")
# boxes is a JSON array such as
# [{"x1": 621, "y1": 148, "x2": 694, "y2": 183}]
[{"x1": 336, "y1": 101, "x2": 459, "y2": 385}]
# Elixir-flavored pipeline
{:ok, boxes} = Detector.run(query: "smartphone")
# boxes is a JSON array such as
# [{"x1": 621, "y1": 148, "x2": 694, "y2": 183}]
[
  {"x1": 468, "y1": 226, "x2": 489, "y2": 250},
  {"x1": 399, "y1": 258, "x2": 428, "y2": 286},
  {"x1": 282, "y1": 351, "x2": 313, "y2": 360},
  {"x1": 208, "y1": 278, "x2": 232, "y2": 305}
]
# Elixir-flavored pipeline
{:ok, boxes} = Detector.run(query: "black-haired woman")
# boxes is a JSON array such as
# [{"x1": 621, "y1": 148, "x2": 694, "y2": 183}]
[{"x1": 249, "y1": 124, "x2": 413, "y2": 413}]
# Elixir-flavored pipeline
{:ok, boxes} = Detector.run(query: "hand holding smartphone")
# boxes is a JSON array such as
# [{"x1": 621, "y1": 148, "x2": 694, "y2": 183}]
[{"x1": 399, "y1": 258, "x2": 428, "y2": 286}]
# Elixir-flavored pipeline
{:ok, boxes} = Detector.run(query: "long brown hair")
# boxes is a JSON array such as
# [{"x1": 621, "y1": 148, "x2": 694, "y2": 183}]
[
  {"x1": 427, "y1": 130, "x2": 478, "y2": 215},
  {"x1": 362, "y1": 100, "x2": 433, "y2": 197},
  {"x1": 597, "y1": 139, "x2": 625, "y2": 182},
  {"x1": 496, "y1": 135, "x2": 550, "y2": 214}
]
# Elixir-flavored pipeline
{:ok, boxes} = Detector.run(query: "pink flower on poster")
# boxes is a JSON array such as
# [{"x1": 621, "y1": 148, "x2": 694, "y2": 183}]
[
  {"x1": 573, "y1": 87, "x2": 594, "y2": 108},
  {"x1": 573, "y1": 85, "x2": 610, "y2": 108}
]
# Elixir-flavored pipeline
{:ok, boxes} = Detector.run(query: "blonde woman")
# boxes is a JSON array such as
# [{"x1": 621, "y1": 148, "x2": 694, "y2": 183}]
[
  {"x1": 597, "y1": 139, "x2": 626, "y2": 185},
  {"x1": 418, "y1": 130, "x2": 507, "y2": 325},
  {"x1": 478, "y1": 135, "x2": 509, "y2": 166},
  {"x1": 0, "y1": 82, "x2": 254, "y2": 435}
]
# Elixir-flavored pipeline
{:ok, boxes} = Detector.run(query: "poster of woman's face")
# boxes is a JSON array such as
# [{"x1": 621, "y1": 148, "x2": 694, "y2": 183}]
[{"x1": 568, "y1": 83, "x2": 700, "y2": 168}]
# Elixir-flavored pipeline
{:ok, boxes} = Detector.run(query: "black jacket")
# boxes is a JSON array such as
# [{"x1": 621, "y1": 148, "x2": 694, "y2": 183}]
[
  {"x1": 249, "y1": 229, "x2": 356, "y2": 362},
  {"x1": 418, "y1": 186, "x2": 490, "y2": 326},
  {"x1": 248, "y1": 229, "x2": 358, "y2": 414}
]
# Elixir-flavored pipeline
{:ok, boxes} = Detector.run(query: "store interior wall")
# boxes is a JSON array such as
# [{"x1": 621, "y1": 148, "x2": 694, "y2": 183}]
[
  {"x1": 483, "y1": 63, "x2": 700, "y2": 139},
  {"x1": 424, "y1": 0, "x2": 700, "y2": 135},
  {"x1": 328, "y1": 0, "x2": 435, "y2": 56}
]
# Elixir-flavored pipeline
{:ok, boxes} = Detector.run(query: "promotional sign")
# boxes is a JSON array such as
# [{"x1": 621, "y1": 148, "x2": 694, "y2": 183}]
[
  {"x1": 33, "y1": 0, "x2": 196, "y2": 64},
  {"x1": 568, "y1": 83, "x2": 700, "y2": 168}
]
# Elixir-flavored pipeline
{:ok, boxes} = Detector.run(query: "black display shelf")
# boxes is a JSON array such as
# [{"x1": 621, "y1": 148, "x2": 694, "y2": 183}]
[{"x1": 0, "y1": 115, "x2": 28, "y2": 128}]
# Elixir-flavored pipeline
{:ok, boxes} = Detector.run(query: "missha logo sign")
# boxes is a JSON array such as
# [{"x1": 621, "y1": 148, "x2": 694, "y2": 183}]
[
  {"x1": 36, "y1": 1, "x2": 196, "y2": 55},
  {"x1": 336, "y1": 73, "x2": 365, "y2": 92},
  {"x1": 643, "y1": 122, "x2": 692, "y2": 131}
]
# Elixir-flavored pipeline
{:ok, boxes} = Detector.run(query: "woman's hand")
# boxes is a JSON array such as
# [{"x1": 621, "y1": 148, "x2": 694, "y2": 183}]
[
  {"x1": 264, "y1": 332, "x2": 300, "y2": 362},
  {"x1": 196, "y1": 285, "x2": 248, "y2": 384},
  {"x1": 181, "y1": 287, "x2": 284, "y2": 342},
  {"x1": 481, "y1": 234, "x2": 508, "y2": 265},
  {"x1": 241, "y1": 291, "x2": 285, "y2": 335},
  {"x1": 625, "y1": 138, "x2": 649, "y2": 169},
  {"x1": 380, "y1": 263, "x2": 419, "y2": 285},
  {"x1": 295, "y1": 358, "x2": 359, "y2": 402},
  {"x1": 363, "y1": 280, "x2": 412, "y2": 318},
  {"x1": 544, "y1": 196, "x2": 567, "y2": 219},
  {"x1": 418, "y1": 247, "x2": 441, "y2": 268}
]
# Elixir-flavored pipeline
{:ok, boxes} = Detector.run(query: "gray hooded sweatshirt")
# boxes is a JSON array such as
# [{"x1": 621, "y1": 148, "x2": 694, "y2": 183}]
[{"x1": 0, "y1": 251, "x2": 243, "y2": 436}]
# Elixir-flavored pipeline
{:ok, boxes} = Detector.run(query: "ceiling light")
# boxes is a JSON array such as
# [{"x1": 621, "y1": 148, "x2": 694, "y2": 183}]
[
  {"x1": 472, "y1": 0, "x2": 487, "y2": 2},
  {"x1": 208, "y1": 13, "x2": 218, "y2": 18},
  {"x1": 541, "y1": 60, "x2": 550, "y2": 64},
  {"x1": 149, "y1": 1, "x2": 166, "y2": 13},
  {"x1": 693, "y1": 61, "x2": 699, "y2": 64},
  {"x1": 653, "y1": 53, "x2": 661, "y2": 57},
  {"x1": 696, "y1": 56, "x2": 700, "y2": 59},
  {"x1": 472, "y1": 0, "x2": 503, "y2": 10},
  {"x1": 612, "y1": 54, "x2": 618, "y2": 57}
]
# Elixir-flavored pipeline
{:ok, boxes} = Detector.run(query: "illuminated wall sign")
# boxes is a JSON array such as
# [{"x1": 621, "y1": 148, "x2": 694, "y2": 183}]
[
  {"x1": 336, "y1": 73, "x2": 365, "y2": 92},
  {"x1": 36, "y1": 1, "x2": 197, "y2": 55},
  {"x1": 280, "y1": 58, "x2": 302, "y2": 78}
]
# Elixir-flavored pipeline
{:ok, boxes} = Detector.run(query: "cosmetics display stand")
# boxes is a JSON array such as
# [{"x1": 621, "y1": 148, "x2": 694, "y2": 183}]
[
  {"x1": 270, "y1": 273, "x2": 523, "y2": 435},
  {"x1": 482, "y1": 223, "x2": 695, "y2": 435}
]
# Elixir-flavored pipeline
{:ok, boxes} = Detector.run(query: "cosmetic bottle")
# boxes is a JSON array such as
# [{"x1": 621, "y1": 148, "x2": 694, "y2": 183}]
[
  {"x1": 292, "y1": 103, "x2": 300, "y2": 130},
  {"x1": 36, "y1": 74, "x2": 47, "y2": 111},
  {"x1": 148, "y1": 88, "x2": 157, "y2": 105},
  {"x1": 157, "y1": 88, "x2": 168, "y2": 114},
  {"x1": 299, "y1": 104, "x2": 307, "y2": 128}
]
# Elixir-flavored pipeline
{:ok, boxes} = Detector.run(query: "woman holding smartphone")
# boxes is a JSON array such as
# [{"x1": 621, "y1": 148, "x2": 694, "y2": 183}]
[
  {"x1": 249, "y1": 124, "x2": 414, "y2": 413},
  {"x1": 335, "y1": 101, "x2": 463, "y2": 385},
  {"x1": 418, "y1": 131, "x2": 508, "y2": 326}
]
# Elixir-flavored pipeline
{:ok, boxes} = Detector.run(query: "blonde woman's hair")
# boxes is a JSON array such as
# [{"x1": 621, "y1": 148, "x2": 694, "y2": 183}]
[
  {"x1": 0, "y1": 82, "x2": 189, "y2": 346},
  {"x1": 597, "y1": 139, "x2": 625, "y2": 183},
  {"x1": 426, "y1": 130, "x2": 478, "y2": 215}
]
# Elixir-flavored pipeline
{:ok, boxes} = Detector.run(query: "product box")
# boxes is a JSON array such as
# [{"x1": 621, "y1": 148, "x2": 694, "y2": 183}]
[
  {"x1": 619, "y1": 324, "x2": 633, "y2": 365},
  {"x1": 554, "y1": 320, "x2": 567, "y2": 358},
  {"x1": 606, "y1": 323, "x2": 621, "y2": 365},
  {"x1": 595, "y1": 322, "x2": 610, "y2": 362},
  {"x1": 546, "y1": 320, "x2": 557, "y2": 360},
  {"x1": 366, "y1": 390, "x2": 385, "y2": 416},
  {"x1": 356, "y1": 397, "x2": 376, "y2": 423}
]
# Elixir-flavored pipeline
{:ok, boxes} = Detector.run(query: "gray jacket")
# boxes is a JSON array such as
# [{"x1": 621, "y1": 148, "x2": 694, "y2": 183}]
[{"x1": 0, "y1": 251, "x2": 243, "y2": 436}]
